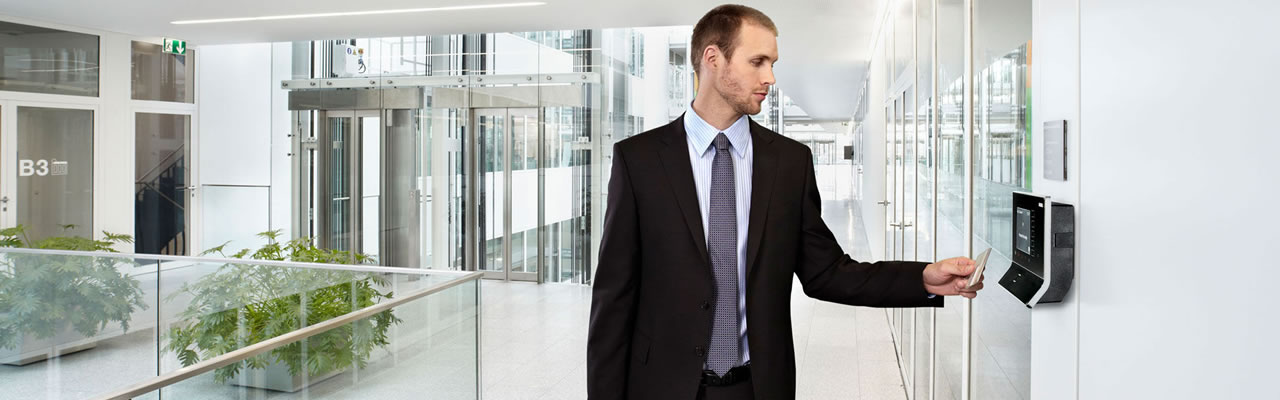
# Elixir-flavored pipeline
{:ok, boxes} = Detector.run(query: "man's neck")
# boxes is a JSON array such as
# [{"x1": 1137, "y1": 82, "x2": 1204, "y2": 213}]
[{"x1": 691, "y1": 93, "x2": 743, "y2": 132}]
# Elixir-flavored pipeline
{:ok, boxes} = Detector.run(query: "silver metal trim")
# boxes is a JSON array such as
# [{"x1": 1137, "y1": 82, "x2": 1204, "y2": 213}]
[
  {"x1": 90, "y1": 271, "x2": 482, "y2": 400},
  {"x1": 503, "y1": 108, "x2": 513, "y2": 282},
  {"x1": 324, "y1": 78, "x2": 378, "y2": 90},
  {"x1": 282, "y1": 73, "x2": 602, "y2": 92},
  {"x1": 0, "y1": 247, "x2": 474, "y2": 277},
  {"x1": 960, "y1": 0, "x2": 975, "y2": 398},
  {"x1": 383, "y1": 75, "x2": 471, "y2": 87}
]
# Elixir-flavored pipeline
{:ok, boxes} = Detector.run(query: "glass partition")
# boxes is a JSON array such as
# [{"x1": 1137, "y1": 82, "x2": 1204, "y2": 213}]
[
  {"x1": 0, "y1": 248, "x2": 480, "y2": 399},
  {"x1": 0, "y1": 21, "x2": 99, "y2": 97},
  {"x1": 934, "y1": 0, "x2": 969, "y2": 398},
  {"x1": 971, "y1": 0, "x2": 1033, "y2": 398},
  {"x1": 15, "y1": 106, "x2": 94, "y2": 241},
  {"x1": 913, "y1": 0, "x2": 936, "y2": 397}
]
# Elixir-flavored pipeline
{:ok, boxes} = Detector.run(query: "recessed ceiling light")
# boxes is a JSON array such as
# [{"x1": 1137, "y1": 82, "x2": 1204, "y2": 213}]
[{"x1": 171, "y1": 2, "x2": 546, "y2": 25}]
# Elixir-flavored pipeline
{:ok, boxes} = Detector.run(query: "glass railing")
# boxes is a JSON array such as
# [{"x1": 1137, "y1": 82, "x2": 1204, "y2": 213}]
[{"x1": 0, "y1": 248, "x2": 481, "y2": 399}]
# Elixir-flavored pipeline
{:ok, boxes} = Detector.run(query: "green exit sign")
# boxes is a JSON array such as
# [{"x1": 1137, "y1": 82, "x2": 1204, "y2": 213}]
[{"x1": 162, "y1": 38, "x2": 187, "y2": 55}]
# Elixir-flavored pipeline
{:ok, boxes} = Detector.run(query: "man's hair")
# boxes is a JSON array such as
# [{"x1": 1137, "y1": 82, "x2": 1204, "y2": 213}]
[{"x1": 691, "y1": 4, "x2": 778, "y2": 77}]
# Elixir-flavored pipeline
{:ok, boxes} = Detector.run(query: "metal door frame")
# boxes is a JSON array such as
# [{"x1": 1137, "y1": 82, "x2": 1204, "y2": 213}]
[
  {"x1": 312, "y1": 109, "x2": 381, "y2": 255},
  {"x1": 470, "y1": 106, "x2": 539, "y2": 282}
]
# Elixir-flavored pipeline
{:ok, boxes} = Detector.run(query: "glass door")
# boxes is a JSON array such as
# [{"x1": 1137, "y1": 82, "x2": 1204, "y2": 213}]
[
  {"x1": 0, "y1": 103, "x2": 96, "y2": 242},
  {"x1": 883, "y1": 104, "x2": 894, "y2": 259},
  {"x1": 311, "y1": 109, "x2": 380, "y2": 259},
  {"x1": 134, "y1": 112, "x2": 191, "y2": 255},
  {"x1": 895, "y1": 92, "x2": 913, "y2": 262},
  {"x1": 318, "y1": 110, "x2": 355, "y2": 253},
  {"x1": 474, "y1": 107, "x2": 538, "y2": 282}
]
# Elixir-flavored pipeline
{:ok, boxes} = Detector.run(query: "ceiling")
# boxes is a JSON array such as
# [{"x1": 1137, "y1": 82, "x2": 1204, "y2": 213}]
[{"x1": 0, "y1": 0, "x2": 884, "y2": 120}]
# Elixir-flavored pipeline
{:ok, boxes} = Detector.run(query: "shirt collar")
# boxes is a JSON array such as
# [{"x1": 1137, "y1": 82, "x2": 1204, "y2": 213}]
[{"x1": 684, "y1": 102, "x2": 751, "y2": 158}]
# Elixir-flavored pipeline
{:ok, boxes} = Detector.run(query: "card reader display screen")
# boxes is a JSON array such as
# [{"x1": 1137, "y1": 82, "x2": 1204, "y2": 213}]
[
  {"x1": 1016, "y1": 207, "x2": 1033, "y2": 254},
  {"x1": 1011, "y1": 193, "x2": 1046, "y2": 278}
]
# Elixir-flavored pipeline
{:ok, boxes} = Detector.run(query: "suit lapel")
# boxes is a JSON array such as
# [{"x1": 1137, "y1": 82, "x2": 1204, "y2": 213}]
[
  {"x1": 658, "y1": 116, "x2": 711, "y2": 269},
  {"x1": 745, "y1": 121, "x2": 777, "y2": 280}
]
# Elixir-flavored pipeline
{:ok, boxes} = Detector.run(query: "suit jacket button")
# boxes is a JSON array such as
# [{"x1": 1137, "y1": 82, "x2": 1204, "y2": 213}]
[
  {"x1": 694, "y1": 346, "x2": 705, "y2": 358},
  {"x1": 701, "y1": 301, "x2": 712, "y2": 310}
]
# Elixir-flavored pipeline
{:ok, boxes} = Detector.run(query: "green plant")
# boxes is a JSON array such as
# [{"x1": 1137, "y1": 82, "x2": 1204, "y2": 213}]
[
  {"x1": 0, "y1": 225, "x2": 146, "y2": 350},
  {"x1": 164, "y1": 230, "x2": 401, "y2": 384}
]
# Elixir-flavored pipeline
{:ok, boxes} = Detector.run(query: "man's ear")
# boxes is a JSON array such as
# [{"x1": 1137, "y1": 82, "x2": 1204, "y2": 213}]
[{"x1": 702, "y1": 45, "x2": 721, "y2": 74}]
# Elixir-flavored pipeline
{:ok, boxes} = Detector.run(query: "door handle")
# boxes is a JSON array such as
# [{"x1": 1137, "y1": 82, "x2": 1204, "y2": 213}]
[
  {"x1": 877, "y1": 201, "x2": 890, "y2": 206},
  {"x1": 186, "y1": 186, "x2": 197, "y2": 198}
]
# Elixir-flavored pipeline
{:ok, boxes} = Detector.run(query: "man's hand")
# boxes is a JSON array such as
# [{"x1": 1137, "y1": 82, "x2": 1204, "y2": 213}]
[{"x1": 923, "y1": 257, "x2": 984, "y2": 299}]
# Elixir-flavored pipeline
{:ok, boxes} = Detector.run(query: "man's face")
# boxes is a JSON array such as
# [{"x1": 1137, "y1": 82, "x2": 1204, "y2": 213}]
[{"x1": 713, "y1": 23, "x2": 778, "y2": 116}]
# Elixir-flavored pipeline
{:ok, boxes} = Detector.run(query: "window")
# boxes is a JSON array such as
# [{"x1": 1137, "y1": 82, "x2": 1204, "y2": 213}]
[
  {"x1": 0, "y1": 21, "x2": 99, "y2": 97},
  {"x1": 131, "y1": 41, "x2": 195, "y2": 103}
]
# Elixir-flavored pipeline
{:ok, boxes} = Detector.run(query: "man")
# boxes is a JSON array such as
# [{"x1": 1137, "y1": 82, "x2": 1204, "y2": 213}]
[{"x1": 587, "y1": 4, "x2": 985, "y2": 399}]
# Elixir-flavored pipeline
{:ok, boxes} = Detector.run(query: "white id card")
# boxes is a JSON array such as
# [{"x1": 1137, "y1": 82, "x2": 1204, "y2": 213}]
[{"x1": 967, "y1": 248, "x2": 992, "y2": 289}]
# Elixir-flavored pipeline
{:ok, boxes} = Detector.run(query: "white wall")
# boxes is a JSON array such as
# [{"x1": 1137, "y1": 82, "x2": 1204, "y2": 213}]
[
  {"x1": 1026, "y1": 0, "x2": 1280, "y2": 398},
  {"x1": 97, "y1": 32, "x2": 134, "y2": 249},
  {"x1": 270, "y1": 43, "x2": 293, "y2": 239},
  {"x1": 861, "y1": 29, "x2": 889, "y2": 261},
  {"x1": 638, "y1": 27, "x2": 672, "y2": 131},
  {"x1": 1029, "y1": 0, "x2": 1080, "y2": 398},
  {"x1": 492, "y1": 33, "x2": 573, "y2": 75},
  {"x1": 196, "y1": 43, "x2": 275, "y2": 253}
]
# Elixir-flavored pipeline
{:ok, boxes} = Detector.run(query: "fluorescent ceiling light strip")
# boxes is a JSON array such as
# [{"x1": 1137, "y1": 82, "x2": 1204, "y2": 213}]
[{"x1": 172, "y1": 2, "x2": 545, "y2": 25}]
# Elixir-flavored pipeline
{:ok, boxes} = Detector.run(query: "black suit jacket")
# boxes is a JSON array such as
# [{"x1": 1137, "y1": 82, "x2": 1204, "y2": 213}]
[{"x1": 587, "y1": 115, "x2": 944, "y2": 399}]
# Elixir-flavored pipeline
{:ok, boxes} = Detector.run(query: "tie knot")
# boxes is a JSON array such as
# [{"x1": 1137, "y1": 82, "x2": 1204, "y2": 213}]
[{"x1": 713, "y1": 133, "x2": 731, "y2": 151}]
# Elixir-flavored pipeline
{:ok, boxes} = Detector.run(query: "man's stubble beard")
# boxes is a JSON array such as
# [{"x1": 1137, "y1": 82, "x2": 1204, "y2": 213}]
[{"x1": 717, "y1": 71, "x2": 762, "y2": 117}]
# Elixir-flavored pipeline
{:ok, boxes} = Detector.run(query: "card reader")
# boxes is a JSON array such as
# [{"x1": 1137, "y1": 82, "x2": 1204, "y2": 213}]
[{"x1": 997, "y1": 192, "x2": 1075, "y2": 308}]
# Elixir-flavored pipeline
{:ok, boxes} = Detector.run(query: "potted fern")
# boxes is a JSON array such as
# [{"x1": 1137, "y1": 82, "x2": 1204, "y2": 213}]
[
  {"x1": 164, "y1": 231, "x2": 401, "y2": 392},
  {"x1": 0, "y1": 225, "x2": 147, "y2": 365}
]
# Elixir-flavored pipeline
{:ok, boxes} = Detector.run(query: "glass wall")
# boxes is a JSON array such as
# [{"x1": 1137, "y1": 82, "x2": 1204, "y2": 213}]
[
  {"x1": 282, "y1": 27, "x2": 690, "y2": 284},
  {"x1": 971, "y1": 0, "x2": 1033, "y2": 398},
  {"x1": 936, "y1": 0, "x2": 968, "y2": 398},
  {"x1": 857, "y1": 0, "x2": 1032, "y2": 398},
  {"x1": 0, "y1": 21, "x2": 99, "y2": 97},
  {"x1": 913, "y1": 0, "x2": 936, "y2": 397}
]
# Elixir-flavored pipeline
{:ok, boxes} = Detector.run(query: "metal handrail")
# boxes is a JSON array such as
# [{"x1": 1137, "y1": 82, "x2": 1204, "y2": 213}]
[
  {"x1": 0, "y1": 247, "x2": 474, "y2": 276},
  {"x1": 90, "y1": 270, "x2": 483, "y2": 400}
]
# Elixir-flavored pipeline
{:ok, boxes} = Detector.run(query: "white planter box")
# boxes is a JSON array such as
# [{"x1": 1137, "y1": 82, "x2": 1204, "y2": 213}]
[
  {"x1": 0, "y1": 326, "x2": 98, "y2": 366},
  {"x1": 229, "y1": 359, "x2": 344, "y2": 392}
]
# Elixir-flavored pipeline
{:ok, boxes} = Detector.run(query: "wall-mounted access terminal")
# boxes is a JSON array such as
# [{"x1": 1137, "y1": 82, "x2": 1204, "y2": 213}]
[{"x1": 998, "y1": 191, "x2": 1075, "y2": 308}]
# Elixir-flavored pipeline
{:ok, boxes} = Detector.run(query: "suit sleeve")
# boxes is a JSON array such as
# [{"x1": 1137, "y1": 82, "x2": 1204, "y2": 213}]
[
  {"x1": 587, "y1": 143, "x2": 642, "y2": 399},
  {"x1": 794, "y1": 147, "x2": 944, "y2": 308}
]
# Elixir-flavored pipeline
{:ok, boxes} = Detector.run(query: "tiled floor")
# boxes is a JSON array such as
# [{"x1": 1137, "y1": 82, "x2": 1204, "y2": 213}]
[{"x1": 479, "y1": 195, "x2": 909, "y2": 400}]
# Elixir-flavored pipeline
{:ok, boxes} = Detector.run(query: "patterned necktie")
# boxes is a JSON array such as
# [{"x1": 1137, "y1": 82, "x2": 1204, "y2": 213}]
[{"x1": 707, "y1": 133, "x2": 740, "y2": 376}]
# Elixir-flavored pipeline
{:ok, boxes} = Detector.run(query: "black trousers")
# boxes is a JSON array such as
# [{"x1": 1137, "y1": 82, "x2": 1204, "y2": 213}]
[{"x1": 696, "y1": 374, "x2": 755, "y2": 400}]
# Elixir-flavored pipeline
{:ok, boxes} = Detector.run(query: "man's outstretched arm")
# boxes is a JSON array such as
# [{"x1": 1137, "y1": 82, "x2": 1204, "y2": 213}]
[{"x1": 793, "y1": 147, "x2": 946, "y2": 307}]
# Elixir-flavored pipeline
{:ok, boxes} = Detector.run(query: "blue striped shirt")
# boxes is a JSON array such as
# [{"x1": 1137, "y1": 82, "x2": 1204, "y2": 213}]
[{"x1": 684, "y1": 105, "x2": 753, "y2": 365}]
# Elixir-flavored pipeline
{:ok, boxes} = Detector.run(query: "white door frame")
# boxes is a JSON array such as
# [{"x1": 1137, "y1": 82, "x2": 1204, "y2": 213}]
[
  {"x1": 130, "y1": 102, "x2": 198, "y2": 254},
  {"x1": 0, "y1": 97, "x2": 101, "y2": 237}
]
